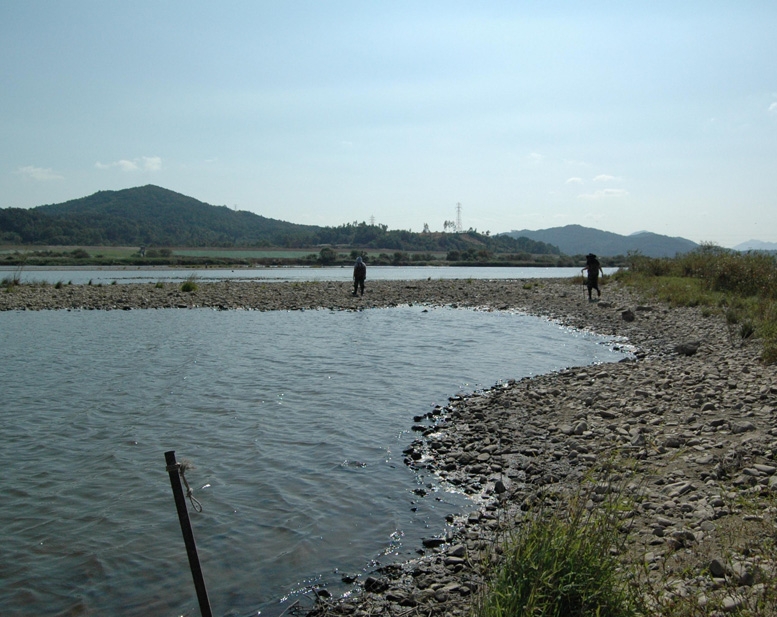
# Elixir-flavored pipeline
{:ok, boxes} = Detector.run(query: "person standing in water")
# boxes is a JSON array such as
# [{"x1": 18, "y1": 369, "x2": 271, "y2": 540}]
[
  {"x1": 352, "y1": 256, "x2": 366, "y2": 296},
  {"x1": 582, "y1": 253, "x2": 604, "y2": 301}
]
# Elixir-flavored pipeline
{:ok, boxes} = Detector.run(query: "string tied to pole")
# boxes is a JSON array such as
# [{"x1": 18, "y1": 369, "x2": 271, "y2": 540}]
[{"x1": 166, "y1": 458, "x2": 203, "y2": 513}]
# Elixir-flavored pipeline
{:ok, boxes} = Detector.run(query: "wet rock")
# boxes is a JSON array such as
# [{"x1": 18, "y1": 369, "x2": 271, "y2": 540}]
[{"x1": 363, "y1": 577, "x2": 389, "y2": 593}]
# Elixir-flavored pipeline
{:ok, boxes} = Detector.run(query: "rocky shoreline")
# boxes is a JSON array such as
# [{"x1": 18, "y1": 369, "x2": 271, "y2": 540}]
[{"x1": 5, "y1": 278, "x2": 777, "y2": 615}]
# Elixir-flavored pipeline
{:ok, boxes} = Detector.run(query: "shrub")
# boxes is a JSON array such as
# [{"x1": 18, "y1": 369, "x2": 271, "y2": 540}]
[
  {"x1": 618, "y1": 247, "x2": 777, "y2": 363},
  {"x1": 180, "y1": 276, "x2": 198, "y2": 293}
]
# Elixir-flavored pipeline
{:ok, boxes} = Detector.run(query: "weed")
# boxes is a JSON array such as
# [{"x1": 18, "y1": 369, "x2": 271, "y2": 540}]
[
  {"x1": 474, "y1": 471, "x2": 643, "y2": 617},
  {"x1": 180, "y1": 275, "x2": 198, "y2": 293},
  {"x1": 740, "y1": 320, "x2": 756, "y2": 340}
]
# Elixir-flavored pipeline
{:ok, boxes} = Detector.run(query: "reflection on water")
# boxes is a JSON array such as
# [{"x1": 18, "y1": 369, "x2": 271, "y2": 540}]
[{"x1": 0, "y1": 306, "x2": 628, "y2": 616}]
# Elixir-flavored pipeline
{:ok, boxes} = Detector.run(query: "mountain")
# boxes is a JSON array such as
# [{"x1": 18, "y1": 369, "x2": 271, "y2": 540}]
[
  {"x1": 502, "y1": 225, "x2": 698, "y2": 258},
  {"x1": 23, "y1": 185, "x2": 321, "y2": 246},
  {"x1": 733, "y1": 240, "x2": 777, "y2": 252},
  {"x1": 0, "y1": 185, "x2": 560, "y2": 255}
]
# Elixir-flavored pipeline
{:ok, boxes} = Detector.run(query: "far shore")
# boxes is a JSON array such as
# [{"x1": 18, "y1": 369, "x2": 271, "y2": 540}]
[{"x1": 4, "y1": 278, "x2": 776, "y2": 616}]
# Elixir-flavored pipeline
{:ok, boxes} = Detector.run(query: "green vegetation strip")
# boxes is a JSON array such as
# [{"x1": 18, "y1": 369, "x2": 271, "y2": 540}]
[{"x1": 615, "y1": 245, "x2": 777, "y2": 364}]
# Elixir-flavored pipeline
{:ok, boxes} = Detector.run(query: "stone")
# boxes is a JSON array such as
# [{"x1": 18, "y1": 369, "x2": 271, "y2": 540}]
[
  {"x1": 675, "y1": 341, "x2": 701, "y2": 356},
  {"x1": 364, "y1": 576, "x2": 389, "y2": 593},
  {"x1": 709, "y1": 558, "x2": 726, "y2": 578},
  {"x1": 731, "y1": 421, "x2": 757, "y2": 434}
]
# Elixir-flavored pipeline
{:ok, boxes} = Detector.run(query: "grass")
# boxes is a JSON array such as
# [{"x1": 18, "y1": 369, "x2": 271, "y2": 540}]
[
  {"x1": 474, "y1": 465, "x2": 644, "y2": 617},
  {"x1": 473, "y1": 456, "x2": 777, "y2": 617},
  {"x1": 180, "y1": 274, "x2": 198, "y2": 292},
  {"x1": 615, "y1": 246, "x2": 777, "y2": 363}
]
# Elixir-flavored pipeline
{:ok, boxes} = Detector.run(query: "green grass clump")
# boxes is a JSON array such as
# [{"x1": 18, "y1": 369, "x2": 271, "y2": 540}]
[
  {"x1": 474, "y1": 495, "x2": 640, "y2": 617},
  {"x1": 180, "y1": 275, "x2": 198, "y2": 293}
]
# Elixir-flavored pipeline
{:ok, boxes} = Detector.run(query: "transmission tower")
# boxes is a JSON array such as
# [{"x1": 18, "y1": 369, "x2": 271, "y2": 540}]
[
  {"x1": 456, "y1": 202, "x2": 463, "y2": 233},
  {"x1": 369, "y1": 215, "x2": 375, "y2": 226}
]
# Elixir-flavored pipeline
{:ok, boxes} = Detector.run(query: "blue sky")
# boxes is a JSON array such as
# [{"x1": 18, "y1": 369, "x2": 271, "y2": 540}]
[{"x1": 2, "y1": 2, "x2": 776, "y2": 247}]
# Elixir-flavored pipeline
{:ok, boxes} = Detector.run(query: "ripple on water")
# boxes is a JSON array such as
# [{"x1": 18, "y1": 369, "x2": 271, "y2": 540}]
[{"x1": 0, "y1": 306, "x2": 627, "y2": 616}]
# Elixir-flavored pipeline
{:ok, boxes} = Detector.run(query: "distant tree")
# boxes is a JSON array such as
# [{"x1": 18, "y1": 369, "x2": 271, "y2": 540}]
[{"x1": 318, "y1": 247, "x2": 337, "y2": 265}]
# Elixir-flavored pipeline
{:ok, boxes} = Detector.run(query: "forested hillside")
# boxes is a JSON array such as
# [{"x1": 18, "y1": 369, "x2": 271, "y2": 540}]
[
  {"x1": 1, "y1": 185, "x2": 319, "y2": 247},
  {"x1": 0, "y1": 185, "x2": 560, "y2": 255}
]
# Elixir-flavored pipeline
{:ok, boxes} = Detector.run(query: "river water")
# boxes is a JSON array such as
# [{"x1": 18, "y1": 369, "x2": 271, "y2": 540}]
[
  {"x1": 0, "y1": 265, "x2": 617, "y2": 285},
  {"x1": 0, "y1": 304, "x2": 629, "y2": 617}
]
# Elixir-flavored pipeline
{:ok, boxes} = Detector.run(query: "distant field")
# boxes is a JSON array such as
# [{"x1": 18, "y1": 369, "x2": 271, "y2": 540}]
[
  {"x1": 173, "y1": 248, "x2": 317, "y2": 259},
  {"x1": 0, "y1": 246, "x2": 449, "y2": 259},
  {"x1": 0, "y1": 245, "x2": 139, "y2": 258},
  {"x1": 0, "y1": 246, "x2": 317, "y2": 259}
]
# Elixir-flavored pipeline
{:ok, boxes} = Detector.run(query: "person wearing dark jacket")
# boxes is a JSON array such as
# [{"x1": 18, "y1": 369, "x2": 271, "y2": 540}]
[
  {"x1": 582, "y1": 253, "x2": 604, "y2": 301},
  {"x1": 352, "y1": 256, "x2": 366, "y2": 296}
]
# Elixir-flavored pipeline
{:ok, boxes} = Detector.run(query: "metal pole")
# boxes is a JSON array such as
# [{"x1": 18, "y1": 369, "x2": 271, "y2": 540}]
[{"x1": 165, "y1": 450, "x2": 213, "y2": 617}]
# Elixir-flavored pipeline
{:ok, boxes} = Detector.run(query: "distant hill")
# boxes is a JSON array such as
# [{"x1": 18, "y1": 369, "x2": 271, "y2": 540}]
[
  {"x1": 733, "y1": 240, "x2": 777, "y2": 252},
  {"x1": 23, "y1": 185, "x2": 321, "y2": 246},
  {"x1": 502, "y1": 224, "x2": 698, "y2": 258},
  {"x1": 0, "y1": 185, "x2": 559, "y2": 255}
]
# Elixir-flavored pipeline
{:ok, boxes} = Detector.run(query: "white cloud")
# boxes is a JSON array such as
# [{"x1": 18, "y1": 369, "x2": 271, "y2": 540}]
[
  {"x1": 14, "y1": 165, "x2": 64, "y2": 181},
  {"x1": 769, "y1": 102, "x2": 777, "y2": 114},
  {"x1": 565, "y1": 177, "x2": 583, "y2": 184},
  {"x1": 527, "y1": 152, "x2": 544, "y2": 162},
  {"x1": 142, "y1": 156, "x2": 162, "y2": 171},
  {"x1": 578, "y1": 188, "x2": 629, "y2": 200},
  {"x1": 95, "y1": 156, "x2": 162, "y2": 172},
  {"x1": 593, "y1": 174, "x2": 622, "y2": 182}
]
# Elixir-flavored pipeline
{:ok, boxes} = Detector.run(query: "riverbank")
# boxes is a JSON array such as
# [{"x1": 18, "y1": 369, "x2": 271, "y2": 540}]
[
  {"x1": 4, "y1": 278, "x2": 776, "y2": 615},
  {"x1": 304, "y1": 281, "x2": 775, "y2": 616}
]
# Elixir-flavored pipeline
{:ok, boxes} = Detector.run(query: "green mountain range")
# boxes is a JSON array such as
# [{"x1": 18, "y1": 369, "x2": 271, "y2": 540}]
[
  {"x1": 504, "y1": 224, "x2": 699, "y2": 258},
  {"x1": 0, "y1": 185, "x2": 559, "y2": 255}
]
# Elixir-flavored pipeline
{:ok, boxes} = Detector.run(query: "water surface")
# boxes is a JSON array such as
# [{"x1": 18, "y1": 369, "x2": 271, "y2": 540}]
[
  {"x1": 0, "y1": 306, "x2": 628, "y2": 616},
  {"x1": 1, "y1": 265, "x2": 618, "y2": 285}
]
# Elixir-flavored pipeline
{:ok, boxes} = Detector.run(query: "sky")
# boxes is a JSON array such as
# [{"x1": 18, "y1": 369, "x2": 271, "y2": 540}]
[{"x1": 2, "y1": 2, "x2": 776, "y2": 247}]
